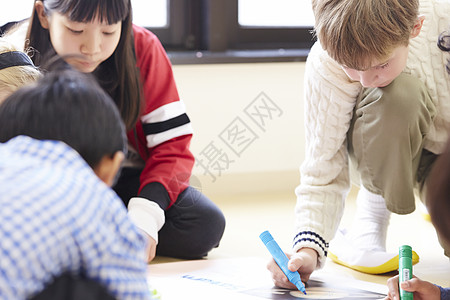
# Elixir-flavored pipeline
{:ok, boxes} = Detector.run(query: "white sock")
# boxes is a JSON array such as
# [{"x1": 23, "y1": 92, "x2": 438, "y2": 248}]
[{"x1": 347, "y1": 185, "x2": 391, "y2": 252}]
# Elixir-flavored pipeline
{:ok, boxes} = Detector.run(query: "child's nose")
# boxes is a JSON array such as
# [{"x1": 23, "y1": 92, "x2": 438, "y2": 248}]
[
  {"x1": 359, "y1": 70, "x2": 378, "y2": 87},
  {"x1": 81, "y1": 37, "x2": 101, "y2": 56}
]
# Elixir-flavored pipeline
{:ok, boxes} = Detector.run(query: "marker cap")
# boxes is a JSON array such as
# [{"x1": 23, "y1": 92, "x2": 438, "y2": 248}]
[{"x1": 399, "y1": 245, "x2": 412, "y2": 258}]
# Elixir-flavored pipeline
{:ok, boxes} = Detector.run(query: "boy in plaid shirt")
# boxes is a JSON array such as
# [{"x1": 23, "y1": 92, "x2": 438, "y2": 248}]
[{"x1": 0, "y1": 67, "x2": 152, "y2": 299}]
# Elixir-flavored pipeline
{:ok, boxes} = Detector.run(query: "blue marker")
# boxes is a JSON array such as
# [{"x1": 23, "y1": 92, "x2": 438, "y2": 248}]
[{"x1": 259, "y1": 230, "x2": 307, "y2": 295}]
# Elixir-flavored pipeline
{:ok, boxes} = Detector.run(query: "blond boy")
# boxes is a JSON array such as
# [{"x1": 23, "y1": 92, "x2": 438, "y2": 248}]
[
  {"x1": 0, "y1": 37, "x2": 40, "y2": 103},
  {"x1": 268, "y1": 0, "x2": 450, "y2": 288}
]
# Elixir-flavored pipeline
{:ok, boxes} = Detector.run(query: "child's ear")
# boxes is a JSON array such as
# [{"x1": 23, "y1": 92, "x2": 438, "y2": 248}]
[
  {"x1": 94, "y1": 151, "x2": 125, "y2": 187},
  {"x1": 35, "y1": 1, "x2": 50, "y2": 29},
  {"x1": 411, "y1": 15, "x2": 425, "y2": 38}
]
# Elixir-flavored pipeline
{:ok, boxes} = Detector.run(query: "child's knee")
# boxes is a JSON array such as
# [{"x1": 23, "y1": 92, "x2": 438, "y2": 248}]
[{"x1": 380, "y1": 73, "x2": 435, "y2": 124}]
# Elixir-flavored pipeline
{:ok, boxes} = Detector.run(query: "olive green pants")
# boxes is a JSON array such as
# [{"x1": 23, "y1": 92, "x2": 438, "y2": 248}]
[
  {"x1": 347, "y1": 73, "x2": 450, "y2": 256},
  {"x1": 348, "y1": 73, "x2": 437, "y2": 214}
]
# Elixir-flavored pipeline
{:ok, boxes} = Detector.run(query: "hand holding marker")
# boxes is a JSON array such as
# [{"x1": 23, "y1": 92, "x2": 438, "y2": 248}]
[
  {"x1": 399, "y1": 245, "x2": 413, "y2": 300},
  {"x1": 259, "y1": 230, "x2": 307, "y2": 295}
]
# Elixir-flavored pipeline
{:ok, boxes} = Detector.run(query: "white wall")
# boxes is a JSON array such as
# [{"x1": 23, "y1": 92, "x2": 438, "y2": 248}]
[{"x1": 172, "y1": 62, "x2": 306, "y2": 196}]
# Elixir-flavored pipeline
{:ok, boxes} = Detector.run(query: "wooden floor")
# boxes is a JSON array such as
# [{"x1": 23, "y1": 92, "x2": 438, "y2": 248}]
[{"x1": 152, "y1": 186, "x2": 450, "y2": 289}]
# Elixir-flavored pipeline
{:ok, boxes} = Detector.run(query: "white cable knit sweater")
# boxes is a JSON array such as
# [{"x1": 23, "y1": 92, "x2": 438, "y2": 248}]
[{"x1": 293, "y1": 0, "x2": 450, "y2": 268}]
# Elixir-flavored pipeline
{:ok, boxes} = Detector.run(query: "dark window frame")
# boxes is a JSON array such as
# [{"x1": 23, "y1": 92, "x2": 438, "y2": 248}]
[
  {"x1": 1, "y1": 1, "x2": 315, "y2": 64},
  {"x1": 146, "y1": 0, "x2": 315, "y2": 64}
]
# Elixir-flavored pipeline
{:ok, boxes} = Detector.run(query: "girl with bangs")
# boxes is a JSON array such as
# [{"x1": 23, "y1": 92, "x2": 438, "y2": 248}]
[{"x1": 13, "y1": 0, "x2": 225, "y2": 263}]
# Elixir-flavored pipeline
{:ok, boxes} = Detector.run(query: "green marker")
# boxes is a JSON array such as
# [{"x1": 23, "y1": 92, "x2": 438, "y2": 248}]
[{"x1": 399, "y1": 245, "x2": 413, "y2": 300}]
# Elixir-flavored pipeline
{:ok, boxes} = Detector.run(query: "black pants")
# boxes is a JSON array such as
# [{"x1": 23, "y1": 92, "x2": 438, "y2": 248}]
[
  {"x1": 30, "y1": 274, "x2": 115, "y2": 300},
  {"x1": 113, "y1": 168, "x2": 226, "y2": 259}
]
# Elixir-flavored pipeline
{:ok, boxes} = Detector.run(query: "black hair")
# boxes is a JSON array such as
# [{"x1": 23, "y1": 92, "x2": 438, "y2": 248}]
[
  {"x1": 41, "y1": 0, "x2": 128, "y2": 25},
  {"x1": 0, "y1": 67, "x2": 127, "y2": 169},
  {"x1": 426, "y1": 29, "x2": 450, "y2": 242},
  {"x1": 437, "y1": 30, "x2": 450, "y2": 74},
  {"x1": 427, "y1": 138, "x2": 450, "y2": 245},
  {"x1": 26, "y1": 0, "x2": 142, "y2": 130}
]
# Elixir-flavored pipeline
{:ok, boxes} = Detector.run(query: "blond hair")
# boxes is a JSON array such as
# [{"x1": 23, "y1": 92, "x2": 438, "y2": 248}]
[
  {"x1": 0, "y1": 38, "x2": 41, "y2": 103},
  {"x1": 312, "y1": 0, "x2": 419, "y2": 70}
]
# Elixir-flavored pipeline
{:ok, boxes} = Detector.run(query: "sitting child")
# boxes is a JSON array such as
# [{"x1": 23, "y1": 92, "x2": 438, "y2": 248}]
[
  {"x1": 0, "y1": 37, "x2": 40, "y2": 103},
  {"x1": 0, "y1": 67, "x2": 152, "y2": 299}
]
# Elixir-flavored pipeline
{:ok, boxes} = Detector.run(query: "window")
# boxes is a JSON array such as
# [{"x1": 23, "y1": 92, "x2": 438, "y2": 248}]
[
  {"x1": 153, "y1": 0, "x2": 316, "y2": 63},
  {"x1": 0, "y1": 0, "x2": 169, "y2": 28},
  {"x1": 1, "y1": 0, "x2": 316, "y2": 64},
  {"x1": 0, "y1": 0, "x2": 34, "y2": 26},
  {"x1": 131, "y1": 0, "x2": 169, "y2": 28},
  {"x1": 238, "y1": 0, "x2": 314, "y2": 27}
]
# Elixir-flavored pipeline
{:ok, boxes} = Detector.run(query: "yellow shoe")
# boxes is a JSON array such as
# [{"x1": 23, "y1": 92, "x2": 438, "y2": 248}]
[
  {"x1": 329, "y1": 230, "x2": 419, "y2": 274},
  {"x1": 329, "y1": 250, "x2": 419, "y2": 274},
  {"x1": 422, "y1": 212, "x2": 431, "y2": 222},
  {"x1": 419, "y1": 202, "x2": 431, "y2": 222}
]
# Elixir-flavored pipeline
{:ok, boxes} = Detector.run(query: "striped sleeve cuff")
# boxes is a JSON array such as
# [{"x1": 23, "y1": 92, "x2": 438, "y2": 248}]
[
  {"x1": 292, "y1": 231, "x2": 329, "y2": 269},
  {"x1": 141, "y1": 100, "x2": 193, "y2": 148}
]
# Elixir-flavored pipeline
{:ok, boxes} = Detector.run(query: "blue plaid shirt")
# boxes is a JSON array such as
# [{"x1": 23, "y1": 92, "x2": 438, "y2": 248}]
[
  {"x1": 439, "y1": 286, "x2": 450, "y2": 300},
  {"x1": 0, "y1": 136, "x2": 152, "y2": 299}
]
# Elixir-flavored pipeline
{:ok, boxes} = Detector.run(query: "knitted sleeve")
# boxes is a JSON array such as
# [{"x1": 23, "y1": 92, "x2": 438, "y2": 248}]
[
  {"x1": 293, "y1": 42, "x2": 362, "y2": 268},
  {"x1": 405, "y1": 0, "x2": 450, "y2": 155}
]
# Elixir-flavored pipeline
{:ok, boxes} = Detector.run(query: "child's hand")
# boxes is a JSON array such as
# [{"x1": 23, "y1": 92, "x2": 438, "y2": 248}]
[
  {"x1": 138, "y1": 229, "x2": 157, "y2": 263},
  {"x1": 384, "y1": 275, "x2": 441, "y2": 300},
  {"x1": 145, "y1": 235, "x2": 157, "y2": 263},
  {"x1": 266, "y1": 247, "x2": 318, "y2": 289}
]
